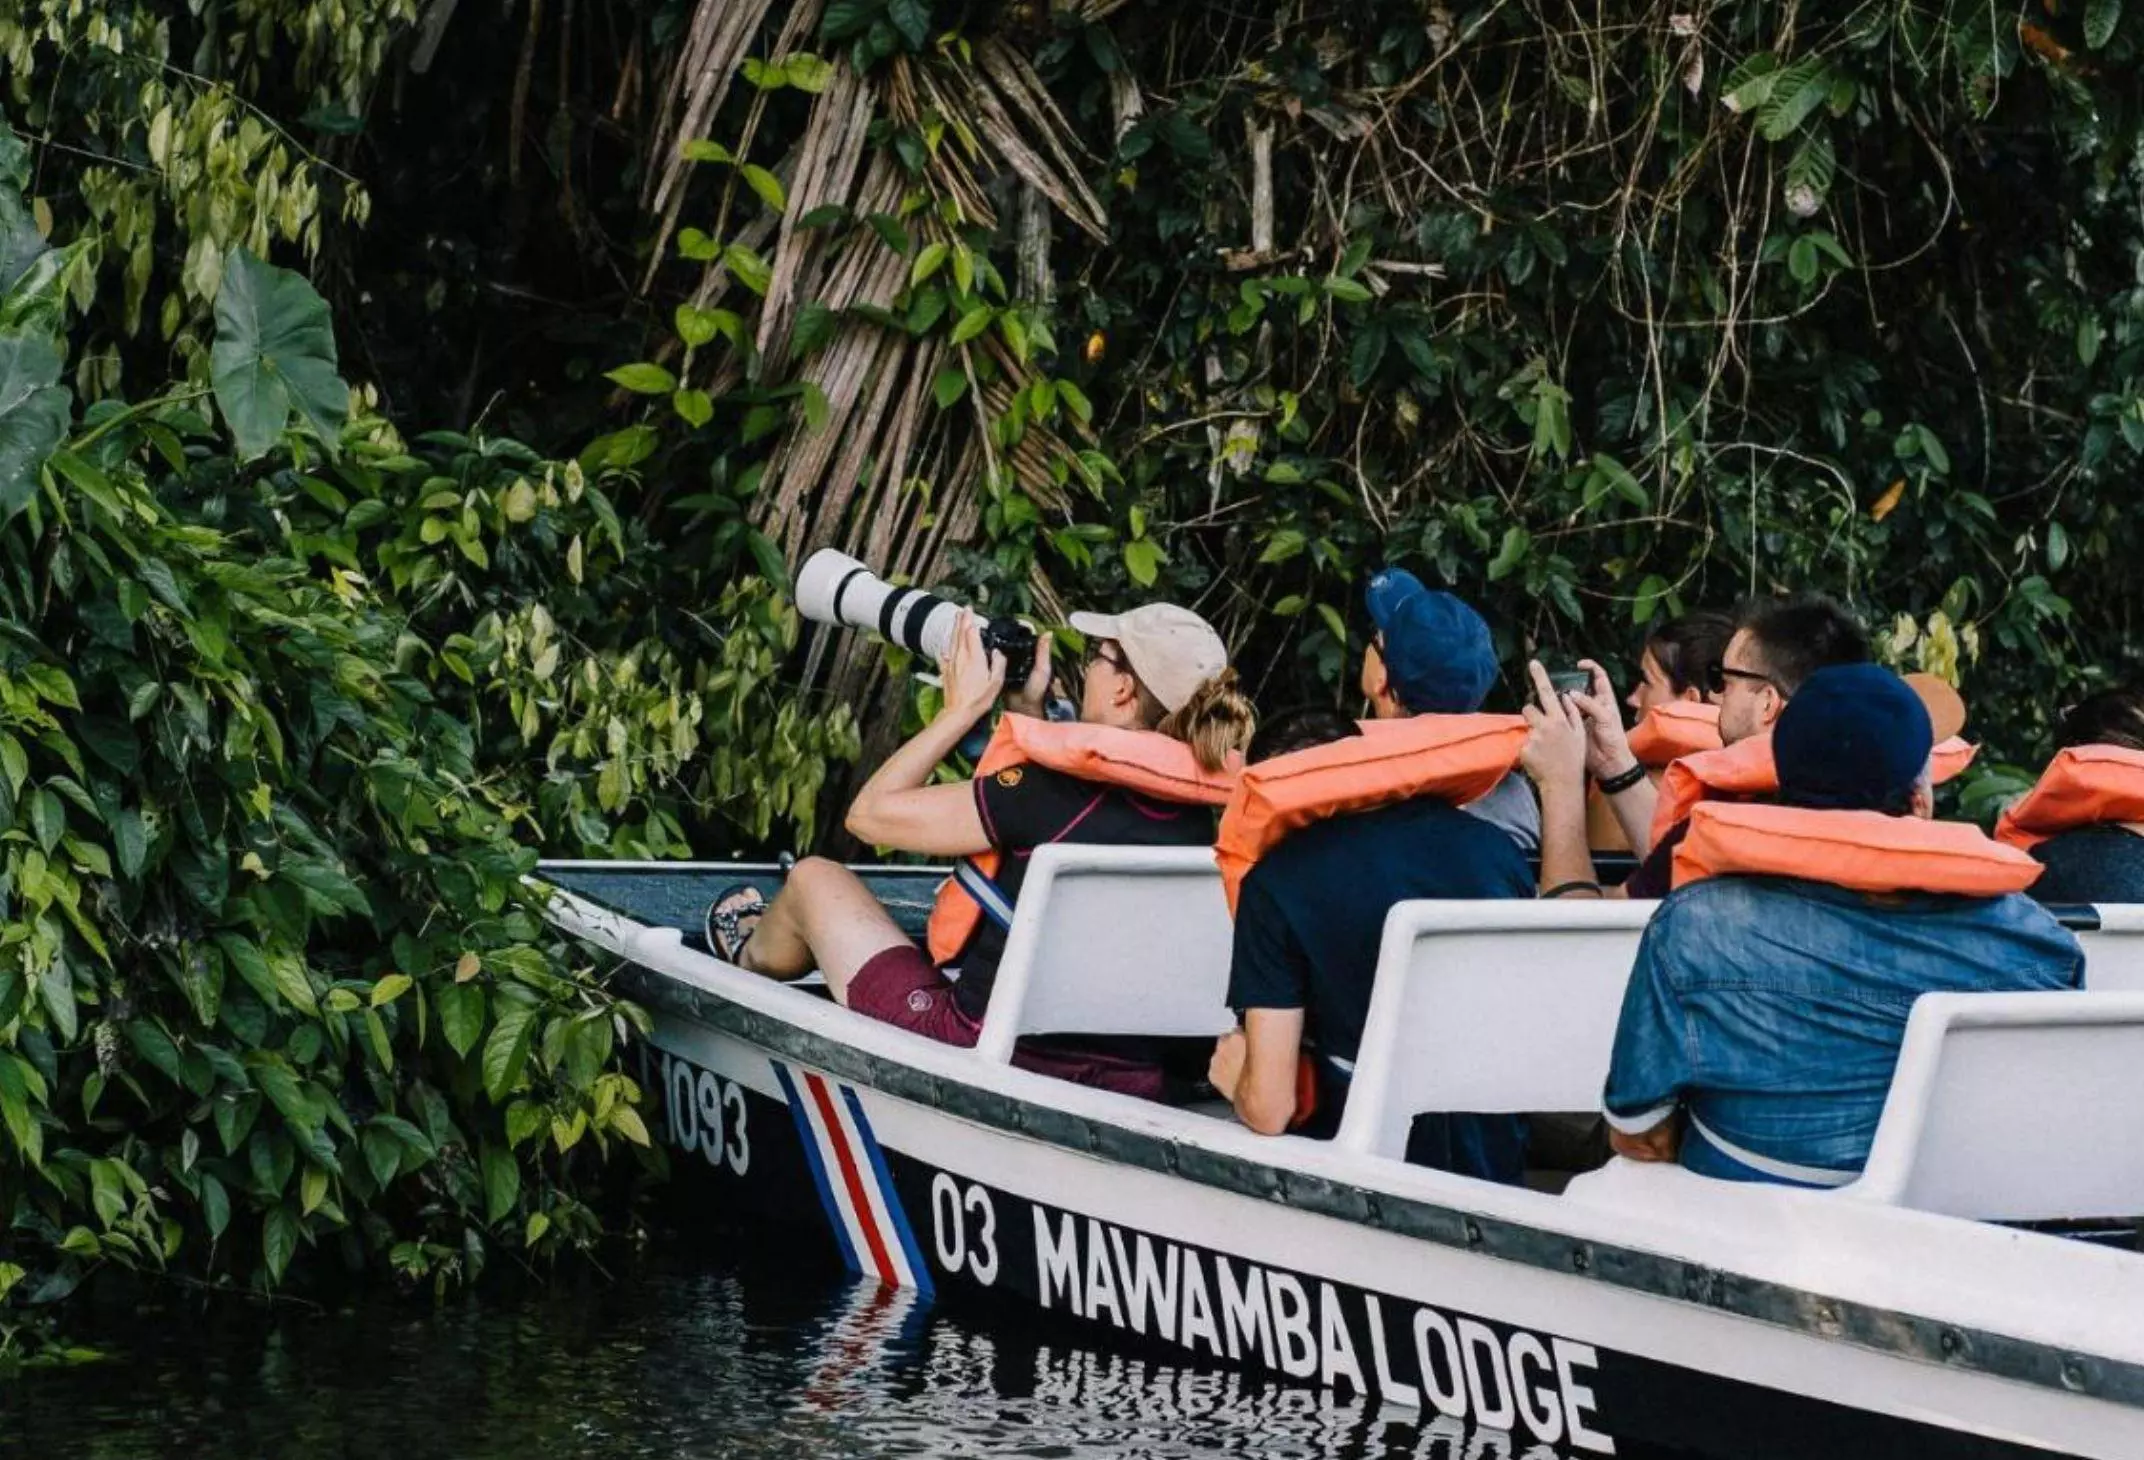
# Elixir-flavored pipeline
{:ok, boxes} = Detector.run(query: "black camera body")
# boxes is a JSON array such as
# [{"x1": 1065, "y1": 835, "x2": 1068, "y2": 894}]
[{"x1": 980, "y1": 617, "x2": 1038, "y2": 686}]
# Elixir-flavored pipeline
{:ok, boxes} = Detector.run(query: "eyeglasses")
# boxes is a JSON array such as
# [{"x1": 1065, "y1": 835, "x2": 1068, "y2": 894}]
[
  {"x1": 1086, "y1": 641, "x2": 1132, "y2": 676},
  {"x1": 1706, "y1": 663, "x2": 1780, "y2": 695}
]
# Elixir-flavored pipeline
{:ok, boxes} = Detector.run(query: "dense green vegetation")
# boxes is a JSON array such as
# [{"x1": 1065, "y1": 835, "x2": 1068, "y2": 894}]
[
  {"x1": 6, "y1": 0, "x2": 2144, "y2": 1337},
  {"x1": 598, "y1": 0, "x2": 2144, "y2": 826},
  {"x1": 0, "y1": 190, "x2": 681, "y2": 1360}
]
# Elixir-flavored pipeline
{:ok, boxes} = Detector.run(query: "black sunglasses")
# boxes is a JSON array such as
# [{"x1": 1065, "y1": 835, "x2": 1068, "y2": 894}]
[{"x1": 1705, "y1": 663, "x2": 1780, "y2": 695}]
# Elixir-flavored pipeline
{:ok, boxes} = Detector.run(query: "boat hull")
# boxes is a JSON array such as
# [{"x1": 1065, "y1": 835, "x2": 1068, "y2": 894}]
[{"x1": 627, "y1": 966, "x2": 2136, "y2": 1460}]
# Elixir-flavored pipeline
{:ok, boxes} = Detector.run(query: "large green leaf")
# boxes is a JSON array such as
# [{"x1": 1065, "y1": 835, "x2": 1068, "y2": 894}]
[
  {"x1": 482, "y1": 1005, "x2": 537, "y2": 1102},
  {"x1": 0, "y1": 334, "x2": 69, "y2": 521},
  {"x1": 0, "y1": 122, "x2": 28, "y2": 190},
  {"x1": 2087, "y1": 0, "x2": 2124, "y2": 50},
  {"x1": 480, "y1": 1142, "x2": 520, "y2": 1223},
  {"x1": 0, "y1": 240, "x2": 86, "y2": 337},
  {"x1": 209, "y1": 247, "x2": 350, "y2": 461},
  {"x1": 0, "y1": 190, "x2": 44, "y2": 299}
]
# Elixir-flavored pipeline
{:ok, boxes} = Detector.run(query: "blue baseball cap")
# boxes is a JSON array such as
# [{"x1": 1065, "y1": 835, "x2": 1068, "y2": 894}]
[
  {"x1": 1773, "y1": 664, "x2": 1933, "y2": 813},
  {"x1": 1363, "y1": 568, "x2": 1497, "y2": 714}
]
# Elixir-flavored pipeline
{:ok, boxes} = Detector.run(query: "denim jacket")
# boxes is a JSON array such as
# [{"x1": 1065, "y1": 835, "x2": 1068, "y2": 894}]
[{"x1": 1603, "y1": 875, "x2": 2083, "y2": 1186}]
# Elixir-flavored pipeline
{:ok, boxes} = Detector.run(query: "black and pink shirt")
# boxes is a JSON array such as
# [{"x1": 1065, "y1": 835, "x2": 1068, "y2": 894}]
[{"x1": 952, "y1": 764, "x2": 1216, "y2": 1022}]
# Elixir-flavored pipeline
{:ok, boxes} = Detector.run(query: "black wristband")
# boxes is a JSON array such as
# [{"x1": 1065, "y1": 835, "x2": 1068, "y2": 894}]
[
  {"x1": 1543, "y1": 880, "x2": 1603, "y2": 899},
  {"x1": 1598, "y1": 762, "x2": 1647, "y2": 795}
]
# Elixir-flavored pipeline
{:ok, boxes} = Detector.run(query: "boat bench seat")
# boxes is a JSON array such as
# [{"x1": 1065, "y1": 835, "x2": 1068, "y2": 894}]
[
  {"x1": 1329, "y1": 903, "x2": 2144, "y2": 1164},
  {"x1": 1848, "y1": 991, "x2": 2144, "y2": 1221},
  {"x1": 973, "y1": 845, "x2": 1235, "y2": 1062},
  {"x1": 2075, "y1": 905, "x2": 2144, "y2": 991},
  {"x1": 1332, "y1": 902, "x2": 1654, "y2": 1159},
  {"x1": 971, "y1": 845, "x2": 2144, "y2": 1180}
]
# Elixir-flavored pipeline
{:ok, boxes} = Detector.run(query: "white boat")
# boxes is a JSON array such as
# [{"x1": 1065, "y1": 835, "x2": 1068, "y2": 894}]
[{"x1": 539, "y1": 850, "x2": 2144, "y2": 1459}]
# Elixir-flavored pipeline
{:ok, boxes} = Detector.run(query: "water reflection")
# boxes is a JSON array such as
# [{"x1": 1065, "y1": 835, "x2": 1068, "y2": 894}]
[{"x1": 0, "y1": 1244, "x2": 1636, "y2": 1459}]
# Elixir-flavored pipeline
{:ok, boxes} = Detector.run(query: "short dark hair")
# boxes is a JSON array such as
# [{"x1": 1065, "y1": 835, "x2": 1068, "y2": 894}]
[
  {"x1": 1248, "y1": 707, "x2": 1363, "y2": 764},
  {"x1": 1644, "y1": 611, "x2": 1735, "y2": 697},
  {"x1": 1734, "y1": 595, "x2": 1869, "y2": 695},
  {"x1": 2055, "y1": 686, "x2": 2144, "y2": 754}
]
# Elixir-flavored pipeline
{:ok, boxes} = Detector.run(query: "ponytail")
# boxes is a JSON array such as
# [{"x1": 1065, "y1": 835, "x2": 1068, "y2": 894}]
[{"x1": 1153, "y1": 669, "x2": 1257, "y2": 773}]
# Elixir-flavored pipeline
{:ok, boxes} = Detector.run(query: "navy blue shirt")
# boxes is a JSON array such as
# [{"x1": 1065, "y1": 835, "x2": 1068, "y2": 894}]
[
  {"x1": 1226, "y1": 797, "x2": 1535, "y2": 1179},
  {"x1": 2032, "y1": 826, "x2": 2144, "y2": 905}
]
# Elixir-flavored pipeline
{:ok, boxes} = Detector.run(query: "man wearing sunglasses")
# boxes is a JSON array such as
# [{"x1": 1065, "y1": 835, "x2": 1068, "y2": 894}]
[
  {"x1": 1524, "y1": 594, "x2": 1870, "y2": 899},
  {"x1": 1709, "y1": 599, "x2": 1865, "y2": 747}
]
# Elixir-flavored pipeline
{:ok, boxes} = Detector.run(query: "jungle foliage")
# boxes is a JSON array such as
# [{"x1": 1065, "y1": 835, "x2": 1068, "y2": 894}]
[
  {"x1": 0, "y1": 151, "x2": 682, "y2": 1353},
  {"x1": 8, "y1": 0, "x2": 2144, "y2": 1334},
  {"x1": 608, "y1": 0, "x2": 2144, "y2": 822}
]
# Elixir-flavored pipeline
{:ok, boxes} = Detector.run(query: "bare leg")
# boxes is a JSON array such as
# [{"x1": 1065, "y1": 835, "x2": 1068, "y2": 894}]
[{"x1": 738, "y1": 857, "x2": 915, "y2": 1005}]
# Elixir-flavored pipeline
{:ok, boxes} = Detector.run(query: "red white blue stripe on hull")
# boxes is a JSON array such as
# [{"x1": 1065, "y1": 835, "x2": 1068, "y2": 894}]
[{"x1": 772, "y1": 1061, "x2": 934, "y2": 1299}]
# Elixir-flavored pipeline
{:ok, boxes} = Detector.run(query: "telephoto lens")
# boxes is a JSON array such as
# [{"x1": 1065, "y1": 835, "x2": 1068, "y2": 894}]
[
  {"x1": 794, "y1": 549, "x2": 1037, "y2": 681},
  {"x1": 794, "y1": 549, "x2": 962, "y2": 661}
]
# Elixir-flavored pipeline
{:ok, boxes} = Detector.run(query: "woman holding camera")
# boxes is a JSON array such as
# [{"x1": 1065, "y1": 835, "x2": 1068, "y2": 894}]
[{"x1": 708, "y1": 602, "x2": 1255, "y2": 1099}]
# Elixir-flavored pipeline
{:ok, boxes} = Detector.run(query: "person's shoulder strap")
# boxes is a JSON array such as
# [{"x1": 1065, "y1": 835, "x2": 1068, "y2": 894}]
[{"x1": 952, "y1": 856, "x2": 1016, "y2": 933}]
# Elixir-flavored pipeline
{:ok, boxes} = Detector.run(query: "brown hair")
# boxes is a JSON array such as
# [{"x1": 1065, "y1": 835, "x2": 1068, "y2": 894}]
[
  {"x1": 1644, "y1": 610, "x2": 1735, "y2": 697},
  {"x1": 1145, "y1": 668, "x2": 1258, "y2": 772},
  {"x1": 2056, "y1": 686, "x2": 2144, "y2": 754}
]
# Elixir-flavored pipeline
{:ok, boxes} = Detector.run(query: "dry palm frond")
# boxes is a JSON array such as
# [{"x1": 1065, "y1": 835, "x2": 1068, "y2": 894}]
[
  {"x1": 971, "y1": 39, "x2": 1107, "y2": 239},
  {"x1": 644, "y1": 0, "x2": 777, "y2": 215},
  {"x1": 640, "y1": 17, "x2": 1110, "y2": 829},
  {"x1": 642, "y1": 0, "x2": 828, "y2": 291},
  {"x1": 755, "y1": 66, "x2": 875, "y2": 360}
]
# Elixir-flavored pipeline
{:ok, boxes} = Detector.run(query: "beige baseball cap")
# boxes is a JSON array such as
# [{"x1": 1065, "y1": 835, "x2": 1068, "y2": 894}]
[
  {"x1": 1903, "y1": 671, "x2": 1968, "y2": 743},
  {"x1": 1069, "y1": 603, "x2": 1228, "y2": 713}
]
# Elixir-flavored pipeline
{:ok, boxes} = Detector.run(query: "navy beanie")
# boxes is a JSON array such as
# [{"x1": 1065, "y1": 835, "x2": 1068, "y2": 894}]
[{"x1": 1773, "y1": 665, "x2": 1934, "y2": 813}]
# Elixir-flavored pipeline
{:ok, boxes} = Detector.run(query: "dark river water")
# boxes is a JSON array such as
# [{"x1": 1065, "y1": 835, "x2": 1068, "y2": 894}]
[{"x1": 0, "y1": 1232, "x2": 1686, "y2": 1460}]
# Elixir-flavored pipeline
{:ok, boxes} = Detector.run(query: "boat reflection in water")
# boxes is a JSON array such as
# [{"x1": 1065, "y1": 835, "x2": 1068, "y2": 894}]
[
  {"x1": 0, "y1": 1243, "x2": 1574, "y2": 1460},
  {"x1": 799, "y1": 1270, "x2": 1591, "y2": 1459}
]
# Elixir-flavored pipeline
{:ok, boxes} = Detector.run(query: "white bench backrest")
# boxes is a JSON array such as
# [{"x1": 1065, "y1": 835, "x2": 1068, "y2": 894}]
[
  {"x1": 1326, "y1": 900, "x2": 2144, "y2": 1165},
  {"x1": 973, "y1": 845, "x2": 1235, "y2": 1062},
  {"x1": 1848, "y1": 991, "x2": 2144, "y2": 1221},
  {"x1": 1333, "y1": 901, "x2": 1654, "y2": 1158},
  {"x1": 967, "y1": 841, "x2": 2144, "y2": 1152},
  {"x1": 2078, "y1": 906, "x2": 2144, "y2": 991}
]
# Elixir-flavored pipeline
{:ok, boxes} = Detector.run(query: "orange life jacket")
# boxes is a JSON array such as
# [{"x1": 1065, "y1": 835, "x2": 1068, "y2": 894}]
[
  {"x1": 1650, "y1": 733, "x2": 1980, "y2": 848},
  {"x1": 1627, "y1": 701, "x2": 1722, "y2": 767},
  {"x1": 1995, "y1": 745, "x2": 2144, "y2": 850},
  {"x1": 1672, "y1": 801, "x2": 2043, "y2": 896},
  {"x1": 1213, "y1": 714, "x2": 1529, "y2": 913},
  {"x1": 924, "y1": 715, "x2": 1240, "y2": 965},
  {"x1": 1600, "y1": 702, "x2": 1721, "y2": 851}
]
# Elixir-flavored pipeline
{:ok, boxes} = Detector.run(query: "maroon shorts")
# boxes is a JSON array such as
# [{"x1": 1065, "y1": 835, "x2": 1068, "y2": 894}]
[
  {"x1": 847, "y1": 943, "x2": 982, "y2": 1047},
  {"x1": 848, "y1": 943, "x2": 1167, "y2": 1102}
]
